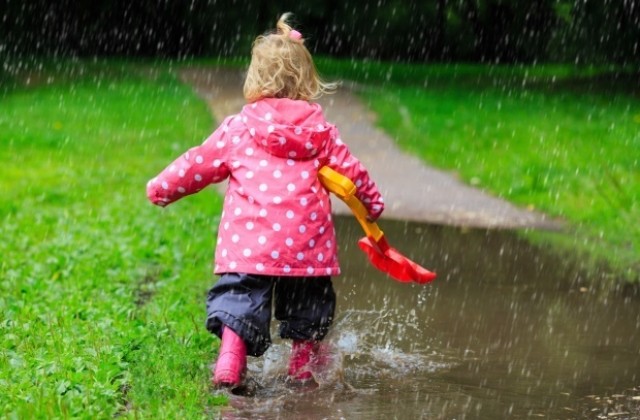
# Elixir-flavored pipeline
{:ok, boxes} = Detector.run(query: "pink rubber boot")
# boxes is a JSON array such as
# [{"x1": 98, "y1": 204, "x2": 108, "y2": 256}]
[
  {"x1": 213, "y1": 326, "x2": 247, "y2": 387},
  {"x1": 288, "y1": 340, "x2": 318, "y2": 381}
]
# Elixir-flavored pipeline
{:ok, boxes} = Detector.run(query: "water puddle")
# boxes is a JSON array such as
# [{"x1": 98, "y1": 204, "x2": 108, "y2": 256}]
[{"x1": 214, "y1": 217, "x2": 640, "y2": 419}]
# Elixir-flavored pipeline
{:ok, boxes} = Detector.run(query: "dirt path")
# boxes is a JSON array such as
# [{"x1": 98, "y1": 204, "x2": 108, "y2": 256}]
[{"x1": 179, "y1": 67, "x2": 562, "y2": 230}]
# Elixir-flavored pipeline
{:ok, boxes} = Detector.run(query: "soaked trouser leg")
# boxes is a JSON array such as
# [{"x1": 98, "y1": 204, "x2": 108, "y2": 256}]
[
  {"x1": 206, "y1": 273, "x2": 273, "y2": 357},
  {"x1": 274, "y1": 276, "x2": 336, "y2": 341}
]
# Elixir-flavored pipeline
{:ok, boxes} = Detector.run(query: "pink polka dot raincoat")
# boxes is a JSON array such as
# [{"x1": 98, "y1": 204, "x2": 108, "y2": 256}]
[{"x1": 147, "y1": 97, "x2": 384, "y2": 277}]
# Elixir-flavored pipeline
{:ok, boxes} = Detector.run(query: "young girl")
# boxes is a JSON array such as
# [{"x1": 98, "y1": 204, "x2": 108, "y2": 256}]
[{"x1": 147, "y1": 13, "x2": 384, "y2": 388}]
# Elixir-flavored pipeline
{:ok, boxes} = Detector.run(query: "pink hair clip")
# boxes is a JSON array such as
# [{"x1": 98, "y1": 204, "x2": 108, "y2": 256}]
[{"x1": 289, "y1": 29, "x2": 302, "y2": 41}]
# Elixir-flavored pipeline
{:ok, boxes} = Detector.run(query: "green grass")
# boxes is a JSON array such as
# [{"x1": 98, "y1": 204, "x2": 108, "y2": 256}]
[
  {"x1": 0, "y1": 60, "x2": 226, "y2": 417},
  {"x1": 316, "y1": 58, "x2": 640, "y2": 283}
]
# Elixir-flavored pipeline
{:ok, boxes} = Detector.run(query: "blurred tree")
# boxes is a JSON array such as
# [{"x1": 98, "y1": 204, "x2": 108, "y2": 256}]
[
  {"x1": 0, "y1": 0, "x2": 637, "y2": 64},
  {"x1": 550, "y1": 0, "x2": 640, "y2": 65},
  {"x1": 446, "y1": 0, "x2": 557, "y2": 63}
]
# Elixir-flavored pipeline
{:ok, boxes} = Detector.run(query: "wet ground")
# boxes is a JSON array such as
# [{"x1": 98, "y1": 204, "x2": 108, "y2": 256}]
[
  {"x1": 214, "y1": 218, "x2": 640, "y2": 419},
  {"x1": 184, "y1": 66, "x2": 638, "y2": 418}
]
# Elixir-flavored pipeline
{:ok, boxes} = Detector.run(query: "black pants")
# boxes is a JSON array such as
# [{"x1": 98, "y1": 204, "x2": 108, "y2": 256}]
[{"x1": 206, "y1": 273, "x2": 336, "y2": 356}]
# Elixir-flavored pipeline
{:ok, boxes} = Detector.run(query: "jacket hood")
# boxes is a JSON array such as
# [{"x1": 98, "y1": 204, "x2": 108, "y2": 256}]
[{"x1": 240, "y1": 98, "x2": 332, "y2": 160}]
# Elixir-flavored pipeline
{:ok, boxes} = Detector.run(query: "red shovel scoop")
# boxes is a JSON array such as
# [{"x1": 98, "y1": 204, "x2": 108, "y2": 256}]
[{"x1": 319, "y1": 167, "x2": 436, "y2": 284}]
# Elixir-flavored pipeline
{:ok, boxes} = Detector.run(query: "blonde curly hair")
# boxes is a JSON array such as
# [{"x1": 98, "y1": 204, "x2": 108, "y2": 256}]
[{"x1": 243, "y1": 13, "x2": 336, "y2": 103}]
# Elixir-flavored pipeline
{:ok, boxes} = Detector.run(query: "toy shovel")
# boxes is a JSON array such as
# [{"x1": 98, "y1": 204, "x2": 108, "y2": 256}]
[{"x1": 319, "y1": 166, "x2": 436, "y2": 284}]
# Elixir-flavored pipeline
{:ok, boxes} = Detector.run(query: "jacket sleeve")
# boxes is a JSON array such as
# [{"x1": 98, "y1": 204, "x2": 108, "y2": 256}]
[
  {"x1": 324, "y1": 126, "x2": 385, "y2": 220},
  {"x1": 146, "y1": 117, "x2": 233, "y2": 207}
]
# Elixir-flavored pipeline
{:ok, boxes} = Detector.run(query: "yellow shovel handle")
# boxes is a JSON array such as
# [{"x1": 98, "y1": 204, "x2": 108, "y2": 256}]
[{"x1": 318, "y1": 166, "x2": 384, "y2": 242}]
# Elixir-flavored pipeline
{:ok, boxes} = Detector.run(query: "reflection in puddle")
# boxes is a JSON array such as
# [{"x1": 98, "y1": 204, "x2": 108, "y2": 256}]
[{"x1": 214, "y1": 217, "x2": 640, "y2": 419}]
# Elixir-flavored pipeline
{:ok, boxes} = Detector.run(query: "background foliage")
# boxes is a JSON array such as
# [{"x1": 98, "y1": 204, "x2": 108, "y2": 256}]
[{"x1": 1, "y1": 0, "x2": 639, "y2": 64}]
